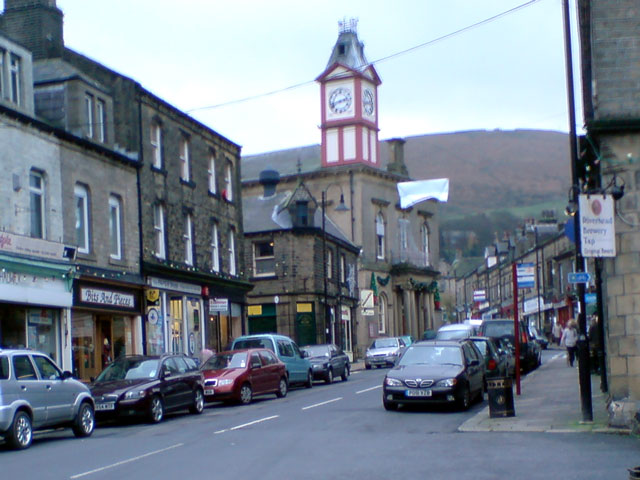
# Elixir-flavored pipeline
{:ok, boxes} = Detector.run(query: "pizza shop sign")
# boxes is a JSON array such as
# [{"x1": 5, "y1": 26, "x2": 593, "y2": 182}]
[{"x1": 80, "y1": 287, "x2": 135, "y2": 308}]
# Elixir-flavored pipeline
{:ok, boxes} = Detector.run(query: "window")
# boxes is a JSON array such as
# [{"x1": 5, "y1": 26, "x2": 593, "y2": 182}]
[
  {"x1": 29, "y1": 170, "x2": 45, "y2": 239},
  {"x1": 150, "y1": 122, "x2": 163, "y2": 169},
  {"x1": 228, "y1": 228, "x2": 236, "y2": 275},
  {"x1": 326, "y1": 248, "x2": 333, "y2": 279},
  {"x1": 97, "y1": 99, "x2": 106, "y2": 143},
  {"x1": 224, "y1": 160, "x2": 233, "y2": 201},
  {"x1": 9, "y1": 53, "x2": 20, "y2": 105},
  {"x1": 375, "y1": 213, "x2": 385, "y2": 259},
  {"x1": 211, "y1": 222, "x2": 220, "y2": 272},
  {"x1": 254, "y1": 240, "x2": 275, "y2": 276},
  {"x1": 33, "y1": 355, "x2": 61, "y2": 380},
  {"x1": 184, "y1": 214, "x2": 193, "y2": 266},
  {"x1": 180, "y1": 136, "x2": 190, "y2": 181},
  {"x1": 153, "y1": 204, "x2": 166, "y2": 260},
  {"x1": 0, "y1": 49, "x2": 5, "y2": 99},
  {"x1": 84, "y1": 94, "x2": 94, "y2": 138},
  {"x1": 74, "y1": 184, "x2": 90, "y2": 254},
  {"x1": 109, "y1": 195, "x2": 122, "y2": 260},
  {"x1": 378, "y1": 294, "x2": 387, "y2": 334},
  {"x1": 295, "y1": 201, "x2": 308, "y2": 226},
  {"x1": 208, "y1": 152, "x2": 217, "y2": 194},
  {"x1": 339, "y1": 254, "x2": 346, "y2": 283},
  {"x1": 421, "y1": 223, "x2": 430, "y2": 266},
  {"x1": 399, "y1": 218, "x2": 409, "y2": 251}
]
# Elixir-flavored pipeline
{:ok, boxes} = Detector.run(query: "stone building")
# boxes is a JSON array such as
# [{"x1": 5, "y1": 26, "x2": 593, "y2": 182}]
[
  {"x1": 0, "y1": 0, "x2": 252, "y2": 372},
  {"x1": 242, "y1": 21, "x2": 442, "y2": 359},
  {"x1": 578, "y1": 0, "x2": 640, "y2": 428}
]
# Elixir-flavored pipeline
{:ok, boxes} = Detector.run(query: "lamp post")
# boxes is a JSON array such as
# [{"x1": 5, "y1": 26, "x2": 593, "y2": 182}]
[{"x1": 321, "y1": 185, "x2": 349, "y2": 345}]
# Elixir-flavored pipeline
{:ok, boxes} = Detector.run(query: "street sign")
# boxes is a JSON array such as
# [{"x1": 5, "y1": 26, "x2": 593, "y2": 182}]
[
  {"x1": 568, "y1": 272, "x2": 592, "y2": 284},
  {"x1": 516, "y1": 263, "x2": 535, "y2": 289}
]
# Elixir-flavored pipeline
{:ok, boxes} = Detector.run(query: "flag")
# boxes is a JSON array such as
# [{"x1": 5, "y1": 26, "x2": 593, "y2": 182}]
[
  {"x1": 370, "y1": 272, "x2": 378, "y2": 304},
  {"x1": 397, "y1": 178, "x2": 449, "y2": 209}
]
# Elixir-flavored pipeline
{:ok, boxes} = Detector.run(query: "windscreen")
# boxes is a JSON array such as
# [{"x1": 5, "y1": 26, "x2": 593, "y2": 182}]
[
  {"x1": 371, "y1": 338, "x2": 398, "y2": 349},
  {"x1": 399, "y1": 345, "x2": 463, "y2": 366},
  {"x1": 95, "y1": 358, "x2": 160, "y2": 382},
  {"x1": 301, "y1": 346, "x2": 330, "y2": 358},
  {"x1": 202, "y1": 352, "x2": 247, "y2": 370}
]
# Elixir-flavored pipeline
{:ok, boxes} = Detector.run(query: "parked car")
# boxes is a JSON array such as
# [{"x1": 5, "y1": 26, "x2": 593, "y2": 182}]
[
  {"x1": 435, "y1": 323, "x2": 476, "y2": 340},
  {"x1": 494, "y1": 337, "x2": 516, "y2": 377},
  {"x1": 0, "y1": 349, "x2": 95, "y2": 450},
  {"x1": 231, "y1": 334, "x2": 313, "y2": 387},
  {"x1": 200, "y1": 349, "x2": 288, "y2": 405},
  {"x1": 468, "y1": 336, "x2": 510, "y2": 379},
  {"x1": 300, "y1": 344, "x2": 350, "y2": 383},
  {"x1": 90, "y1": 354, "x2": 204, "y2": 424},
  {"x1": 365, "y1": 337, "x2": 406, "y2": 369},
  {"x1": 529, "y1": 325, "x2": 549, "y2": 350},
  {"x1": 400, "y1": 335, "x2": 415, "y2": 347},
  {"x1": 382, "y1": 340, "x2": 485, "y2": 411},
  {"x1": 478, "y1": 319, "x2": 541, "y2": 372},
  {"x1": 422, "y1": 329, "x2": 437, "y2": 341}
]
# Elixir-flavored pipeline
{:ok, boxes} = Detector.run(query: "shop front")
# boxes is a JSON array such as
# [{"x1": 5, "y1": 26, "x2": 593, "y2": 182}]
[
  {"x1": 206, "y1": 296, "x2": 243, "y2": 352},
  {"x1": 145, "y1": 277, "x2": 204, "y2": 357},
  {"x1": 0, "y1": 250, "x2": 74, "y2": 370},
  {"x1": 71, "y1": 281, "x2": 143, "y2": 381}
]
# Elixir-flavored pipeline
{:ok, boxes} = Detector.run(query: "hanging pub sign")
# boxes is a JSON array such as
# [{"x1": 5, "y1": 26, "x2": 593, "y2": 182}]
[{"x1": 579, "y1": 194, "x2": 616, "y2": 257}]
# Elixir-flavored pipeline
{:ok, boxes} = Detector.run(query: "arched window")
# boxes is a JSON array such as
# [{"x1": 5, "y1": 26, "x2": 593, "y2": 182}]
[
  {"x1": 421, "y1": 223, "x2": 430, "y2": 266},
  {"x1": 375, "y1": 213, "x2": 385, "y2": 260}
]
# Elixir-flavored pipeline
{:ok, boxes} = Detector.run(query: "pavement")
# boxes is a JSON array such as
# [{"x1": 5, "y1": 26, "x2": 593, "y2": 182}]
[{"x1": 352, "y1": 348, "x2": 632, "y2": 435}]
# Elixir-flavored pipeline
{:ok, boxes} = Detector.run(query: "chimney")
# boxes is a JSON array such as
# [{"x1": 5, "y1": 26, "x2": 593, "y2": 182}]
[
  {"x1": 386, "y1": 138, "x2": 409, "y2": 176},
  {"x1": 259, "y1": 169, "x2": 280, "y2": 198},
  {"x1": 1, "y1": 0, "x2": 64, "y2": 59}
]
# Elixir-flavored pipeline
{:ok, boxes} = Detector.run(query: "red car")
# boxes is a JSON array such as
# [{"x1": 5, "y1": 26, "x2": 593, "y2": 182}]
[{"x1": 201, "y1": 349, "x2": 288, "y2": 405}]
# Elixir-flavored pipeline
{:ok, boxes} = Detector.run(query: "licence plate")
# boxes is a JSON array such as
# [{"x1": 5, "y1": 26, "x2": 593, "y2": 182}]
[
  {"x1": 96, "y1": 402, "x2": 115, "y2": 411},
  {"x1": 405, "y1": 389, "x2": 432, "y2": 397},
  {"x1": 204, "y1": 389, "x2": 215, "y2": 395}
]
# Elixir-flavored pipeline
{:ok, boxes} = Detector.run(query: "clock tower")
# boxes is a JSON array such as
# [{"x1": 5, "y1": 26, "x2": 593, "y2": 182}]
[{"x1": 317, "y1": 19, "x2": 381, "y2": 168}]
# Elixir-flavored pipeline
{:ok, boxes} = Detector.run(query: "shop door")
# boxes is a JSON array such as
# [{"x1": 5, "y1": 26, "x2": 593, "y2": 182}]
[{"x1": 296, "y1": 312, "x2": 316, "y2": 347}]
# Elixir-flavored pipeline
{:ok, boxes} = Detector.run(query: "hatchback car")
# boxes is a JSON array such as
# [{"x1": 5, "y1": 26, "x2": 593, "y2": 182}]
[
  {"x1": 469, "y1": 336, "x2": 510, "y2": 379},
  {"x1": 231, "y1": 334, "x2": 313, "y2": 387},
  {"x1": 300, "y1": 344, "x2": 350, "y2": 383},
  {"x1": 0, "y1": 349, "x2": 95, "y2": 450},
  {"x1": 201, "y1": 349, "x2": 288, "y2": 405},
  {"x1": 365, "y1": 337, "x2": 406, "y2": 369},
  {"x1": 435, "y1": 323, "x2": 476, "y2": 340},
  {"x1": 90, "y1": 354, "x2": 204, "y2": 423},
  {"x1": 478, "y1": 319, "x2": 541, "y2": 372},
  {"x1": 382, "y1": 340, "x2": 485, "y2": 411}
]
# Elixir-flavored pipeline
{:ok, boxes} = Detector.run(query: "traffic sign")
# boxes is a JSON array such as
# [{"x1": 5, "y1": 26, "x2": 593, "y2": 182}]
[{"x1": 568, "y1": 272, "x2": 591, "y2": 284}]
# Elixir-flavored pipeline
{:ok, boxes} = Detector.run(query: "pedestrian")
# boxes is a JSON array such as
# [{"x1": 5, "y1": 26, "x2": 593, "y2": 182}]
[
  {"x1": 561, "y1": 320, "x2": 578, "y2": 367},
  {"x1": 552, "y1": 321, "x2": 563, "y2": 346}
]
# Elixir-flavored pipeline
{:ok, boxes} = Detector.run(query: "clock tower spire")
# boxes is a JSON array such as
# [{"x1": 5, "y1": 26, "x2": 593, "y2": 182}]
[{"x1": 316, "y1": 19, "x2": 381, "y2": 168}]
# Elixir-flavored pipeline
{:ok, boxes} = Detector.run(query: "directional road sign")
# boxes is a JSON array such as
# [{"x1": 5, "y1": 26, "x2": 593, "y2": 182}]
[{"x1": 568, "y1": 272, "x2": 592, "y2": 284}]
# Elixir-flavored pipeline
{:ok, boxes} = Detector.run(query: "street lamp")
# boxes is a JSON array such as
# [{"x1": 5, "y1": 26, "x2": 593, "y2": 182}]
[{"x1": 321, "y1": 184, "x2": 349, "y2": 345}]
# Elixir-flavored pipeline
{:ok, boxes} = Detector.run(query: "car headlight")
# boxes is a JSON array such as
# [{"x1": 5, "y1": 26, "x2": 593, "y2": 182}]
[
  {"x1": 218, "y1": 379, "x2": 234, "y2": 386},
  {"x1": 124, "y1": 390, "x2": 146, "y2": 400},
  {"x1": 384, "y1": 377, "x2": 403, "y2": 387},
  {"x1": 365, "y1": 351, "x2": 372, "y2": 358},
  {"x1": 436, "y1": 378, "x2": 457, "y2": 388}
]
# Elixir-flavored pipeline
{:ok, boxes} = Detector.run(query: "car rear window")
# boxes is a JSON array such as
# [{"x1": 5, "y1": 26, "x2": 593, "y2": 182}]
[
  {"x1": 0, "y1": 356, "x2": 8, "y2": 380},
  {"x1": 481, "y1": 322, "x2": 513, "y2": 338},
  {"x1": 234, "y1": 338, "x2": 275, "y2": 352},
  {"x1": 436, "y1": 329, "x2": 470, "y2": 340}
]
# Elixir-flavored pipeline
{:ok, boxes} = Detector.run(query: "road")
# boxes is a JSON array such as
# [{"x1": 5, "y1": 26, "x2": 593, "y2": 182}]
[{"x1": 2, "y1": 350, "x2": 637, "y2": 480}]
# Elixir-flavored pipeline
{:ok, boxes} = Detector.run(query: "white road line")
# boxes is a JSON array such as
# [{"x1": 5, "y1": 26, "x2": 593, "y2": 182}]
[
  {"x1": 356, "y1": 385, "x2": 382, "y2": 394},
  {"x1": 214, "y1": 415, "x2": 279, "y2": 434},
  {"x1": 70, "y1": 443, "x2": 183, "y2": 479},
  {"x1": 301, "y1": 397, "x2": 343, "y2": 410}
]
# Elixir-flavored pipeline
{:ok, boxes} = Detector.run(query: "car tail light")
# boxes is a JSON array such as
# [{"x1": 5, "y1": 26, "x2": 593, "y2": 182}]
[
  {"x1": 521, "y1": 331, "x2": 528, "y2": 344},
  {"x1": 488, "y1": 359, "x2": 497, "y2": 371}
]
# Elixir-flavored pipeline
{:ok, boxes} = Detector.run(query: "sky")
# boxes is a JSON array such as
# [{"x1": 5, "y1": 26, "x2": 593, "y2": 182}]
[{"x1": 7, "y1": 0, "x2": 582, "y2": 155}]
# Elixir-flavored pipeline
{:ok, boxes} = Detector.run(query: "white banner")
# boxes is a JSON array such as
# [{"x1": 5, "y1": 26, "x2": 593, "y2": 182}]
[{"x1": 579, "y1": 194, "x2": 616, "y2": 257}]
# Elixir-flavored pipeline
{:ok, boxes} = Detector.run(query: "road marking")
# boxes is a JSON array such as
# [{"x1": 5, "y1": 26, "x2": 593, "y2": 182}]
[
  {"x1": 356, "y1": 385, "x2": 382, "y2": 394},
  {"x1": 301, "y1": 397, "x2": 342, "y2": 410},
  {"x1": 214, "y1": 415, "x2": 279, "y2": 434},
  {"x1": 70, "y1": 443, "x2": 183, "y2": 479}
]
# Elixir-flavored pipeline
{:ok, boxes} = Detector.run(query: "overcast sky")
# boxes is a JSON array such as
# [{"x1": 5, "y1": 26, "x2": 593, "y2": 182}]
[{"x1": 11, "y1": 0, "x2": 582, "y2": 155}]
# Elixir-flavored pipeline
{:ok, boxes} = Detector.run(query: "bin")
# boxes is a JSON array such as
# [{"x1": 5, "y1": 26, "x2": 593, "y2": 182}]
[{"x1": 487, "y1": 377, "x2": 515, "y2": 418}]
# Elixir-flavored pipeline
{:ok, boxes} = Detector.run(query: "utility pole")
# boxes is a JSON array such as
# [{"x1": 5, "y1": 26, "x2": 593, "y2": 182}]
[{"x1": 562, "y1": 0, "x2": 592, "y2": 422}]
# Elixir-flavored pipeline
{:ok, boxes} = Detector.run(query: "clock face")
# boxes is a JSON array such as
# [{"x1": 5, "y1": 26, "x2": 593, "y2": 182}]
[
  {"x1": 363, "y1": 88, "x2": 374, "y2": 116},
  {"x1": 329, "y1": 87, "x2": 353, "y2": 114}
]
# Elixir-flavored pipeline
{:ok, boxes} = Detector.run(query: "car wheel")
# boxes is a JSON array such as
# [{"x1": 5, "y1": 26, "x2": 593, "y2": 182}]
[
  {"x1": 383, "y1": 399, "x2": 398, "y2": 411},
  {"x1": 276, "y1": 377, "x2": 288, "y2": 398},
  {"x1": 325, "y1": 368, "x2": 333, "y2": 384},
  {"x1": 148, "y1": 395, "x2": 164, "y2": 423},
  {"x1": 458, "y1": 385, "x2": 471, "y2": 411},
  {"x1": 72, "y1": 401, "x2": 95, "y2": 438},
  {"x1": 6, "y1": 410, "x2": 32, "y2": 450},
  {"x1": 341, "y1": 365, "x2": 350, "y2": 382},
  {"x1": 189, "y1": 389, "x2": 204, "y2": 414},
  {"x1": 305, "y1": 370, "x2": 313, "y2": 389},
  {"x1": 240, "y1": 383, "x2": 253, "y2": 405}
]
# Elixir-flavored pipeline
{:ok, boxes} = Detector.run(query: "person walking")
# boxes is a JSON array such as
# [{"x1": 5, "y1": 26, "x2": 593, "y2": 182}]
[{"x1": 561, "y1": 320, "x2": 578, "y2": 367}]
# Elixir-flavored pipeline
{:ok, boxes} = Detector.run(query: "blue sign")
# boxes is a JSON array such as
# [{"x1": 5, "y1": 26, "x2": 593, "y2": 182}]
[
  {"x1": 517, "y1": 263, "x2": 535, "y2": 289},
  {"x1": 568, "y1": 272, "x2": 591, "y2": 284},
  {"x1": 585, "y1": 293, "x2": 597, "y2": 304}
]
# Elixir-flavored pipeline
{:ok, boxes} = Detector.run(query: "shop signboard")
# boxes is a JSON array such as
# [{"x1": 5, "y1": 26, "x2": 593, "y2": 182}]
[
  {"x1": 0, "y1": 231, "x2": 66, "y2": 260},
  {"x1": 74, "y1": 282, "x2": 140, "y2": 312},
  {"x1": 579, "y1": 194, "x2": 615, "y2": 257},
  {"x1": 209, "y1": 297, "x2": 229, "y2": 313}
]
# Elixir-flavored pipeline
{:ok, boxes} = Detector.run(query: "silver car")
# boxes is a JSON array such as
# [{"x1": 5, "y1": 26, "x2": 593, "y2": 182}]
[
  {"x1": 0, "y1": 349, "x2": 95, "y2": 449},
  {"x1": 365, "y1": 337, "x2": 407, "y2": 369}
]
